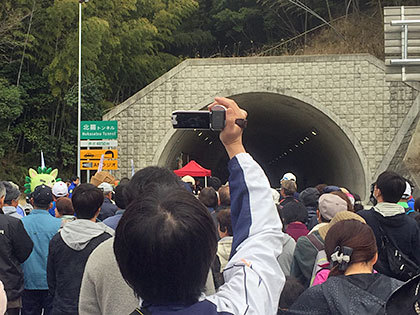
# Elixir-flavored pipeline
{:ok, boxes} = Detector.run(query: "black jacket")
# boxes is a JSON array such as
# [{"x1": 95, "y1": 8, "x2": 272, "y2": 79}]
[
  {"x1": 358, "y1": 208, "x2": 420, "y2": 278},
  {"x1": 47, "y1": 231, "x2": 112, "y2": 314},
  {"x1": 0, "y1": 214, "x2": 33, "y2": 301},
  {"x1": 288, "y1": 273, "x2": 402, "y2": 314}
]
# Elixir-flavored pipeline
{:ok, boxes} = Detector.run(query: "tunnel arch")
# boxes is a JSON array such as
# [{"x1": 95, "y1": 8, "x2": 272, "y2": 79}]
[{"x1": 153, "y1": 88, "x2": 370, "y2": 199}]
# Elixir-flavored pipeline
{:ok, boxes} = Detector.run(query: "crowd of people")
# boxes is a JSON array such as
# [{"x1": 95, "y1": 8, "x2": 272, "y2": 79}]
[{"x1": 0, "y1": 97, "x2": 419, "y2": 314}]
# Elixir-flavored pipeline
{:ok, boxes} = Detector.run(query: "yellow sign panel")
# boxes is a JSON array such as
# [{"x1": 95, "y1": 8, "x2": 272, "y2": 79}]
[
  {"x1": 80, "y1": 149, "x2": 118, "y2": 160},
  {"x1": 80, "y1": 160, "x2": 118, "y2": 170}
]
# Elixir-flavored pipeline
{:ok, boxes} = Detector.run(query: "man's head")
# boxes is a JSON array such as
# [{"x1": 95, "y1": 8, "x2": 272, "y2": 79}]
[
  {"x1": 317, "y1": 193, "x2": 348, "y2": 223},
  {"x1": 52, "y1": 181, "x2": 69, "y2": 199},
  {"x1": 32, "y1": 185, "x2": 54, "y2": 210},
  {"x1": 207, "y1": 176, "x2": 222, "y2": 191},
  {"x1": 72, "y1": 183, "x2": 104, "y2": 219},
  {"x1": 281, "y1": 180, "x2": 297, "y2": 198},
  {"x1": 0, "y1": 182, "x2": 5, "y2": 208},
  {"x1": 55, "y1": 197, "x2": 74, "y2": 217},
  {"x1": 217, "y1": 208, "x2": 232, "y2": 238},
  {"x1": 2, "y1": 181, "x2": 20, "y2": 207},
  {"x1": 124, "y1": 166, "x2": 181, "y2": 205},
  {"x1": 374, "y1": 171, "x2": 406, "y2": 203},
  {"x1": 114, "y1": 184, "x2": 127, "y2": 210},
  {"x1": 198, "y1": 187, "x2": 218, "y2": 209},
  {"x1": 218, "y1": 185, "x2": 230, "y2": 207},
  {"x1": 299, "y1": 187, "x2": 320, "y2": 208},
  {"x1": 71, "y1": 176, "x2": 80, "y2": 185},
  {"x1": 114, "y1": 185, "x2": 217, "y2": 305},
  {"x1": 98, "y1": 182, "x2": 114, "y2": 200},
  {"x1": 279, "y1": 201, "x2": 308, "y2": 226}
]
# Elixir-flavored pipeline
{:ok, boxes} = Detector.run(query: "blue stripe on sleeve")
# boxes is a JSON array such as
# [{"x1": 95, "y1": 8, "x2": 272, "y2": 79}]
[{"x1": 228, "y1": 156, "x2": 252, "y2": 258}]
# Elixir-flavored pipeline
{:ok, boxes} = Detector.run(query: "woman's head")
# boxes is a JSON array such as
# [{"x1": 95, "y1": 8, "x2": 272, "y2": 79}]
[{"x1": 325, "y1": 220, "x2": 377, "y2": 277}]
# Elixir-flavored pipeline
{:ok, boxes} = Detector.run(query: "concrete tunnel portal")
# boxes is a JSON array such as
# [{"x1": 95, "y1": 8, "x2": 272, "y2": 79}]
[{"x1": 158, "y1": 92, "x2": 367, "y2": 198}]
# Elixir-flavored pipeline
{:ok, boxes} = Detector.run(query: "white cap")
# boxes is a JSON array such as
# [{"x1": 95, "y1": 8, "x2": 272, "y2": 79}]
[
  {"x1": 402, "y1": 181, "x2": 412, "y2": 199},
  {"x1": 98, "y1": 182, "x2": 114, "y2": 194},
  {"x1": 52, "y1": 181, "x2": 68, "y2": 198},
  {"x1": 281, "y1": 172, "x2": 296, "y2": 182}
]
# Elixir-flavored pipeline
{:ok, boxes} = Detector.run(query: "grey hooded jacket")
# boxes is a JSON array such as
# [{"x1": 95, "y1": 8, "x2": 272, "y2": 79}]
[{"x1": 47, "y1": 220, "x2": 114, "y2": 314}]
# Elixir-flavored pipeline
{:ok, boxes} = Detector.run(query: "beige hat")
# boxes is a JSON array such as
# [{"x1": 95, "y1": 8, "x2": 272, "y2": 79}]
[
  {"x1": 318, "y1": 193, "x2": 348, "y2": 221},
  {"x1": 181, "y1": 175, "x2": 195, "y2": 185},
  {"x1": 90, "y1": 171, "x2": 115, "y2": 187},
  {"x1": 318, "y1": 211, "x2": 366, "y2": 240}
]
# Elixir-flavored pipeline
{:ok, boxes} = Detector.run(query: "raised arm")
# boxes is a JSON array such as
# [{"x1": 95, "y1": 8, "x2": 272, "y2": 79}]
[{"x1": 207, "y1": 97, "x2": 285, "y2": 315}]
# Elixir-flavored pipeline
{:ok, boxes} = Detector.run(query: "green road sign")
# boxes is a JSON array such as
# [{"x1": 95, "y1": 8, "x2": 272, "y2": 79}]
[{"x1": 81, "y1": 121, "x2": 118, "y2": 139}]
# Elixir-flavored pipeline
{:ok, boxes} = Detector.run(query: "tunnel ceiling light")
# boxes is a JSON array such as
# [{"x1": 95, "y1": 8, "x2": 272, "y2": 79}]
[
  {"x1": 266, "y1": 127, "x2": 319, "y2": 166},
  {"x1": 204, "y1": 137, "x2": 209, "y2": 141},
  {"x1": 198, "y1": 132, "x2": 203, "y2": 137},
  {"x1": 209, "y1": 141, "x2": 213, "y2": 145}
]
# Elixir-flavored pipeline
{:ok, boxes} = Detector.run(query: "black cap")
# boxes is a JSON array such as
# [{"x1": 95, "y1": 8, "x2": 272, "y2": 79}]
[{"x1": 32, "y1": 185, "x2": 53, "y2": 206}]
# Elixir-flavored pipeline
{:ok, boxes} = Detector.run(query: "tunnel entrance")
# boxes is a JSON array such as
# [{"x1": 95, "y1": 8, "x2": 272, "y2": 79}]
[{"x1": 157, "y1": 92, "x2": 367, "y2": 198}]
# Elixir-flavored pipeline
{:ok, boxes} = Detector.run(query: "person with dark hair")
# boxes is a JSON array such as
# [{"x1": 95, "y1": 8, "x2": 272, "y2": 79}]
[
  {"x1": 199, "y1": 187, "x2": 218, "y2": 212},
  {"x1": 67, "y1": 176, "x2": 79, "y2": 198},
  {"x1": 278, "y1": 202, "x2": 308, "y2": 241},
  {"x1": 123, "y1": 166, "x2": 181, "y2": 204},
  {"x1": 299, "y1": 187, "x2": 319, "y2": 225},
  {"x1": 119, "y1": 177, "x2": 130, "y2": 185},
  {"x1": 47, "y1": 184, "x2": 113, "y2": 315},
  {"x1": 315, "y1": 184, "x2": 327, "y2": 195},
  {"x1": 21, "y1": 185, "x2": 61, "y2": 314},
  {"x1": 358, "y1": 171, "x2": 420, "y2": 281},
  {"x1": 207, "y1": 176, "x2": 222, "y2": 191},
  {"x1": 288, "y1": 220, "x2": 402, "y2": 314},
  {"x1": 103, "y1": 184, "x2": 127, "y2": 230},
  {"x1": 0, "y1": 181, "x2": 33, "y2": 314},
  {"x1": 290, "y1": 194, "x2": 348, "y2": 287},
  {"x1": 216, "y1": 209, "x2": 233, "y2": 272},
  {"x1": 2, "y1": 181, "x2": 23, "y2": 219},
  {"x1": 218, "y1": 185, "x2": 230, "y2": 208},
  {"x1": 113, "y1": 97, "x2": 284, "y2": 314},
  {"x1": 54, "y1": 197, "x2": 75, "y2": 225},
  {"x1": 277, "y1": 277, "x2": 305, "y2": 314},
  {"x1": 79, "y1": 166, "x2": 184, "y2": 315}
]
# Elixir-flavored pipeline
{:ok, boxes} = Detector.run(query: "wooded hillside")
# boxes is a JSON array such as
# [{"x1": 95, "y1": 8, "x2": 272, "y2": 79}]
[{"x1": 1, "y1": 0, "x2": 418, "y2": 182}]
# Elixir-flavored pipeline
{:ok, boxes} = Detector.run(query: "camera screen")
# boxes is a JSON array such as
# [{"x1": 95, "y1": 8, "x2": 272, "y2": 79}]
[{"x1": 173, "y1": 112, "x2": 211, "y2": 129}]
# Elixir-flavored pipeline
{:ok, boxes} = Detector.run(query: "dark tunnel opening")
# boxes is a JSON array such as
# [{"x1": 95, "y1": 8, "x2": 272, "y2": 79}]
[{"x1": 159, "y1": 92, "x2": 367, "y2": 198}]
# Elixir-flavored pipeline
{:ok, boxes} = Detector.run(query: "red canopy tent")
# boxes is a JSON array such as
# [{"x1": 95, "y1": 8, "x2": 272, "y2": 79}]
[{"x1": 174, "y1": 160, "x2": 211, "y2": 186}]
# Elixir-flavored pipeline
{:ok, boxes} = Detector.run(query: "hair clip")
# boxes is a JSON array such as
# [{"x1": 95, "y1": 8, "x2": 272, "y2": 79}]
[{"x1": 330, "y1": 246, "x2": 353, "y2": 271}]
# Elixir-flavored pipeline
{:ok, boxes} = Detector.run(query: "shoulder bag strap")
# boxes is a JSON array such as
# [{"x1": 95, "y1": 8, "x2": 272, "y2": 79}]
[{"x1": 307, "y1": 233, "x2": 324, "y2": 251}]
